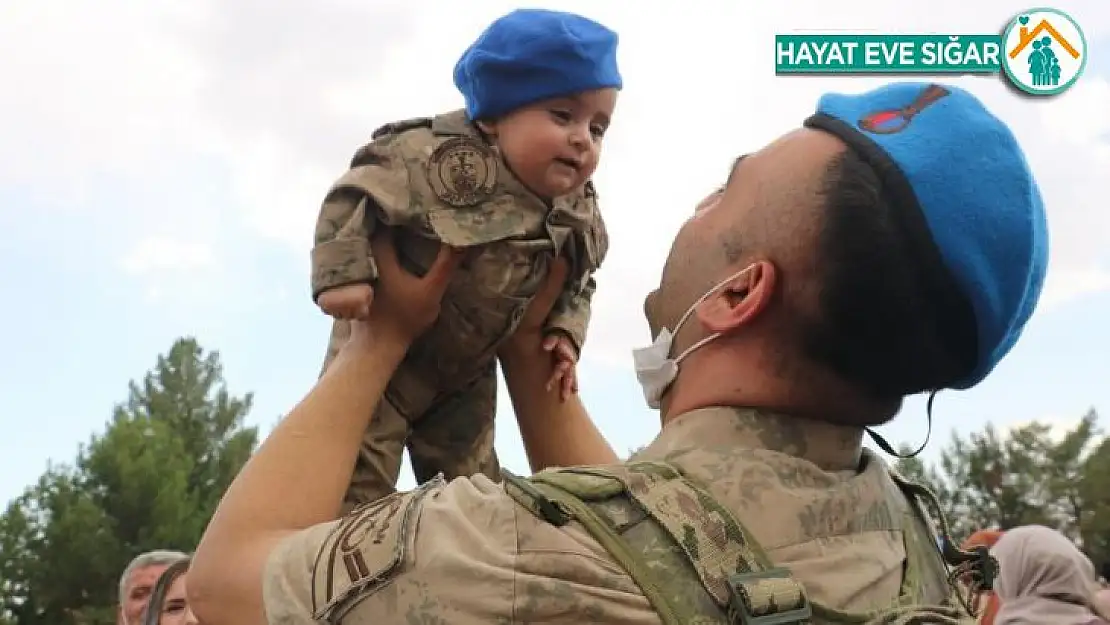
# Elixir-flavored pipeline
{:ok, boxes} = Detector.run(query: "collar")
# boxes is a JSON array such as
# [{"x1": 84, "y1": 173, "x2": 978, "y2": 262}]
[{"x1": 637, "y1": 406, "x2": 864, "y2": 472}]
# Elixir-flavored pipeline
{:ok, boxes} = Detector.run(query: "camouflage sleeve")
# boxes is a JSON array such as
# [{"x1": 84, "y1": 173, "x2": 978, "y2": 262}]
[
  {"x1": 310, "y1": 190, "x2": 379, "y2": 302},
  {"x1": 543, "y1": 276, "x2": 596, "y2": 354},
  {"x1": 543, "y1": 210, "x2": 608, "y2": 354},
  {"x1": 264, "y1": 476, "x2": 518, "y2": 623},
  {"x1": 263, "y1": 473, "x2": 654, "y2": 624},
  {"x1": 309, "y1": 139, "x2": 416, "y2": 302},
  {"x1": 261, "y1": 519, "x2": 338, "y2": 624}
]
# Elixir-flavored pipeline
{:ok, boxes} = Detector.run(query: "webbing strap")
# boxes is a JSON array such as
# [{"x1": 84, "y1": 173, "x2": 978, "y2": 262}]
[
  {"x1": 510, "y1": 462, "x2": 973, "y2": 625},
  {"x1": 612, "y1": 462, "x2": 776, "y2": 598},
  {"x1": 526, "y1": 463, "x2": 813, "y2": 624},
  {"x1": 517, "y1": 476, "x2": 688, "y2": 625}
]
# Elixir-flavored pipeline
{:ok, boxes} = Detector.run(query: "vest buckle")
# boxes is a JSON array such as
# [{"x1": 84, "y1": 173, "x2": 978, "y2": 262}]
[{"x1": 726, "y1": 568, "x2": 812, "y2": 625}]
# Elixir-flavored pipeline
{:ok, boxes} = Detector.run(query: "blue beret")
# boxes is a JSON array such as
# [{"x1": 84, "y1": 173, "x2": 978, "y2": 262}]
[
  {"x1": 803, "y1": 82, "x2": 1048, "y2": 389},
  {"x1": 453, "y1": 9, "x2": 622, "y2": 120}
]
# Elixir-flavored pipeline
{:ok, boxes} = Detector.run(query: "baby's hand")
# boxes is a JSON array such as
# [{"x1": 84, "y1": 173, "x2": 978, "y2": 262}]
[
  {"x1": 318, "y1": 283, "x2": 374, "y2": 320},
  {"x1": 543, "y1": 332, "x2": 579, "y2": 401}
]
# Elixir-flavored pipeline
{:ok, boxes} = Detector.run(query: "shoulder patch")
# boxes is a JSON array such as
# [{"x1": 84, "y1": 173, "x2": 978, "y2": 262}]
[
  {"x1": 425, "y1": 136, "x2": 499, "y2": 208},
  {"x1": 310, "y1": 477, "x2": 442, "y2": 622}
]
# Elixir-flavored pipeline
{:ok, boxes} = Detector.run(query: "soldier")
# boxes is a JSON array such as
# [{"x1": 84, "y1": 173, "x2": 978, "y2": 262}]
[
  {"x1": 191, "y1": 81, "x2": 1047, "y2": 625},
  {"x1": 309, "y1": 8, "x2": 621, "y2": 509}
]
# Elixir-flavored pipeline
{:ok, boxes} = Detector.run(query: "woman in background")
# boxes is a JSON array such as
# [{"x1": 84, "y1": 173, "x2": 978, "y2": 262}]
[
  {"x1": 991, "y1": 525, "x2": 1109, "y2": 625},
  {"x1": 141, "y1": 556, "x2": 197, "y2": 625}
]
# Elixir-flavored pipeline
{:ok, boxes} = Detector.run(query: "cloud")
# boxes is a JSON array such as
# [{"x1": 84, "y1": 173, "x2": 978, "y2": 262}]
[
  {"x1": 120, "y1": 236, "x2": 217, "y2": 277},
  {"x1": 119, "y1": 236, "x2": 219, "y2": 302},
  {"x1": 1041, "y1": 267, "x2": 1110, "y2": 310},
  {"x1": 2, "y1": 0, "x2": 1107, "y2": 370},
  {"x1": 1022, "y1": 76, "x2": 1110, "y2": 312},
  {"x1": 0, "y1": 3, "x2": 206, "y2": 192}
]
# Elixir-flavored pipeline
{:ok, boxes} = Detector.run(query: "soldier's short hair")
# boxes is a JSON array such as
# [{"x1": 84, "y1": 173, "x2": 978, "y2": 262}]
[
  {"x1": 797, "y1": 148, "x2": 978, "y2": 405},
  {"x1": 118, "y1": 549, "x2": 190, "y2": 606}
]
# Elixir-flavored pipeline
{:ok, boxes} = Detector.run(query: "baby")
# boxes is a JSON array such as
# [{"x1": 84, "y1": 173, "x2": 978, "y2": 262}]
[{"x1": 310, "y1": 8, "x2": 621, "y2": 508}]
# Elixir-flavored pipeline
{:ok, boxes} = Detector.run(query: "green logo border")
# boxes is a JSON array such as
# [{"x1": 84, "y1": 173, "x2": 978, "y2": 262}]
[{"x1": 1000, "y1": 6, "x2": 1088, "y2": 96}]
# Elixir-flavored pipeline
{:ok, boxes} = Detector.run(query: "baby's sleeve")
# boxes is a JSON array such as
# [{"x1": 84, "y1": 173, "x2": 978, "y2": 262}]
[
  {"x1": 310, "y1": 141, "x2": 411, "y2": 303},
  {"x1": 543, "y1": 206, "x2": 610, "y2": 354},
  {"x1": 543, "y1": 278, "x2": 596, "y2": 354}
]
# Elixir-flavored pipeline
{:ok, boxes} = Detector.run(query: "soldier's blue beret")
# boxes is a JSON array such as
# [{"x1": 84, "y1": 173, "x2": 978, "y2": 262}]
[
  {"x1": 453, "y1": 9, "x2": 622, "y2": 120},
  {"x1": 804, "y1": 82, "x2": 1048, "y2": 389}
]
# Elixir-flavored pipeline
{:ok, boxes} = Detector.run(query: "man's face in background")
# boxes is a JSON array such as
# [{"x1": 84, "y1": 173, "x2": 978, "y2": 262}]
[{"x1": 118, "y1": 564, "x2": 170, "y2": 625}]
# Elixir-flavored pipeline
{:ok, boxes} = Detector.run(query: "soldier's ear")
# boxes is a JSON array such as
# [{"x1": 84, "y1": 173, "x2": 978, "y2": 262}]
[{"x1": 696, "y1": 261, "x2": 777, "y2": 333}]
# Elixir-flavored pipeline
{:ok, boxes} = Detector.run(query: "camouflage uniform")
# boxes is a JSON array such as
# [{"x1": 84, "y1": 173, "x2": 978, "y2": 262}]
[
  {"x1": 311, "y1": 110, "x2": 607, "y2": 507},
  {"x1": 262, "y1": 407, "x2": 972, "y2": 624}
]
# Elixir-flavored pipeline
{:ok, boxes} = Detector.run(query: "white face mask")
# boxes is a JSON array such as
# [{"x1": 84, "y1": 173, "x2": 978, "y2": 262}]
[{"x1": 632, "y1": 267, "x2": 753, "y2": 409}]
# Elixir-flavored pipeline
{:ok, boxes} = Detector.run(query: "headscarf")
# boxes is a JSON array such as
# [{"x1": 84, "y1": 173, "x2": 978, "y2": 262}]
[
  {"x1": 962, "y1": 530, "x2": 1004, "y2": 624},
  {"x1": 992, "y1": 525, "x2": 1109, "y2": 625}
]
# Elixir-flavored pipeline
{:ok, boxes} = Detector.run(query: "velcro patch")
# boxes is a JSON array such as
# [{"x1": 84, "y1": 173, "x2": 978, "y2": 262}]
[{"x1": 311, "y1": 477, "x2": 443, "y2": 621}]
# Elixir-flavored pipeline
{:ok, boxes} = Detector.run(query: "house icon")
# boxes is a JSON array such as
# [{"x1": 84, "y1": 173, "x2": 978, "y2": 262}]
[
  {"x1": 1000, "y1": 9, "x2": 1086, "y2": 94},
  {"x1": 1008, "y1": 17, "x2": 1081, "y2": 60}
]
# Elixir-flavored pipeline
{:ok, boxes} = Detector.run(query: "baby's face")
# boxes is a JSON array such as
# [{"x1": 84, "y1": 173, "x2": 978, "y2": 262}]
[{"x1": 480, "y1": 88, "x2": 617, "y2": 199}]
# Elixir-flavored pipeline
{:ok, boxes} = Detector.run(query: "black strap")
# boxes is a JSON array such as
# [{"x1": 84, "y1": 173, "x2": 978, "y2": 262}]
[{"x1": 867, "y1": 390, "x2": 938, "y2": 458}]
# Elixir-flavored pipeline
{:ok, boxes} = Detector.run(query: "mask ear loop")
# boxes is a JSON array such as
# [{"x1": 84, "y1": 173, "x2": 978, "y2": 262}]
[
  {"x1": 668, "y1": 268, "x2": 753, "y2": 363},
  {"x1": 866, "y1": 390, "x2": 937, "y2": 458},
  {"x1": 672, "y1": 333, "x2": 720, "y2": 366}
]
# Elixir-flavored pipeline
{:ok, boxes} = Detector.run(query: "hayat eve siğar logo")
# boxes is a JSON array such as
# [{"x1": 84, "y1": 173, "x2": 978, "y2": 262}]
[{"x1": 1001, "y1": 8, "x2": 1087, "y2": 96}]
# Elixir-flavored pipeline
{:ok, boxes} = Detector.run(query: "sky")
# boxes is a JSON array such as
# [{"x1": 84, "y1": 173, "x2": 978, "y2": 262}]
[{"x1": 1, "y1": 0, "x2": 1108, "y2": 506}]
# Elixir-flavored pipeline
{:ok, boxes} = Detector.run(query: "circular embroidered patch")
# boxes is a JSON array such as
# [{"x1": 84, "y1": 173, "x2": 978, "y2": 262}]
[{"x1": 425, "y1": 137, "x2": 499, "y2": 208}]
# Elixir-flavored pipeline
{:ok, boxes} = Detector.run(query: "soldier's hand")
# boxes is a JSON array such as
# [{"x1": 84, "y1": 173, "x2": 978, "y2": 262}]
[
  {"x1": 543, "y1": 333, "x2": 579, "y2": 401},
  {"x1": 318, "y1": 283, "x2": 374, "y2": 320},
  {"x1": 361, "y1": 230, "x2": 462, "y2": 343}
]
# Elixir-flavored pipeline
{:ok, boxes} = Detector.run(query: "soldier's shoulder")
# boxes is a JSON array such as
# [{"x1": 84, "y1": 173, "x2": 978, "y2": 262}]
[{"x1": 307, "y1": 475, "x2": 520, "y2": 621}]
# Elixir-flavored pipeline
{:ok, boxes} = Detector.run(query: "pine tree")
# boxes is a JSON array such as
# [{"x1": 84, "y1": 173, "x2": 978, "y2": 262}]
[{"x1": 0, "y1": 338, "x2": 258, "y2": 625}]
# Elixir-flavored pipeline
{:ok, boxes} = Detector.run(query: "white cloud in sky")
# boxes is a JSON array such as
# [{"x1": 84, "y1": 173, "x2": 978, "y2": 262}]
[
  {"x1": 120, "y1": 236, "x2": 217, "y2": 277},
  {"x1": 0, "y1": 0, "x2": 1106, "y2": 366},
  {"x1": 119, "y1": 236, "x2": 219, "y2": 302}
]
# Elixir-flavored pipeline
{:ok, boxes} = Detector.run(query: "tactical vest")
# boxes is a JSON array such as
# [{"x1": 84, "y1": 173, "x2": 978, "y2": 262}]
[{"x1": 504, "y1": 461, "x2": 977, "y2": 625}]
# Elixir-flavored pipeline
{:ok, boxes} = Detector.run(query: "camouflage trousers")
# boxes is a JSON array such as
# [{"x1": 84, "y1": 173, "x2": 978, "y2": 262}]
[{"x1": 322, "y1": 320, "x2": 501, "y2": 512}]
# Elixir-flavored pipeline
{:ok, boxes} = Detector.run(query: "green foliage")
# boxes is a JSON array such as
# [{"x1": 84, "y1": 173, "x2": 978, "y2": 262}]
[
  {"x1": 896, "y1": 409, "x2": 1108, "y2": 565},
  {"x1": 0, "y1": 338, "x2": 258, "y2": 625}
]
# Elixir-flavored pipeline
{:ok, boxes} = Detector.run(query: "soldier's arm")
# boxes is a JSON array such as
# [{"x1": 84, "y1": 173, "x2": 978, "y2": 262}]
[{"x1": 500, "y1": 328, "x2": 620, "y2": 471}]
